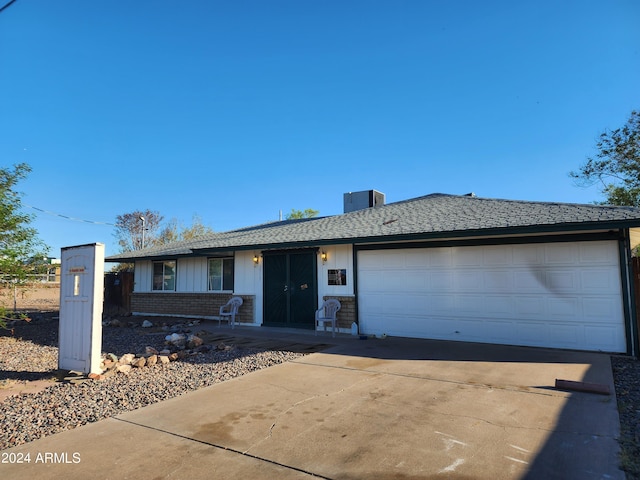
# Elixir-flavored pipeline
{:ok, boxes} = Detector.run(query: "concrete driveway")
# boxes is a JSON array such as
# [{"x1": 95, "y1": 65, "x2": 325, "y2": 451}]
[{"x1": 0, "y1": 333, "x2": 624, "y2": 480}]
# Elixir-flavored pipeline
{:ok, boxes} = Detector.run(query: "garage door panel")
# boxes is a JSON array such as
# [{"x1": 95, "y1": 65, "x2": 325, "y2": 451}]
[
  {"x1": 546, "y1": 271, "x2": 578, "y2": 291},
  {"x1": 431, "y1": 249, "x2": 453, "y2": 266},
  {"x1": 514, "y1": 270, "x2": 548, "y2": 292},
  {"x1": 580, "y1": 242, "x2": 618, "y2": 264},
  {"x1": 430, "y1": 271, "x2": 454, "y2": 291},
  {"x1": 431, "y1": 295, "x2": 455, "y2": 314},
  {"x1": 358, "y1": 241, "x2": 626, "y2": 352},
  {"x1": 404, "y1": 271, "x2": 428, "y2": 291},
  {"x1": 482, "y1": 246, "x2": 510, "y2": 266},
  {"x1": 514, "y1": 322, "x2": 548, "y2": 345},
  {"x1": 382, "y1": 270, "x2": 405, "y2": 288},
  {"x1": 547, "y1": 296, "x2": 580, "y2": 317},
  {"x1": 455, "y1": 294, "x2": 485, "y2": 315},
  {"x1": 582, "y1": 297, "x2": 621, "y2": 320},
  {"x1": 483, "y1": 320, "x2": 516, "y2": 341},
  {"x1": 483, "y1": 271, "x2": 513, "y2": 290},
  {"x1": 483, "y1": 295, "x2": 515, "y2": 316},
  {"x1": 515, "y1": 296, "x2": 545, "y2": 316},
  {"x1": 453, "y1": 248, "x2": 481, "y2": 266},
  {"x1": 552, "y1": 325, "x2": 581, "y2": 348},
  {"x1": 545, "y1": 243, "x2": 578, "y2": 264},
  {"x1": 513, "y1": 244, "x2": 544, "y2": 264},
  {"x1": 581, "y1": 268, "x2": 619, "y2": 291},
  {"x1": 455, "y1": 271, "x2": 483, "y2": 291},
  {"x1": 358, "y1": 271, "x2": 384, "y2": 292},
  {"x1": 585, "y1": 326, "x2": 620, "y2": 351},
  {"x1": 405, "y1": 250, "x2": 429, "y2": 267}
]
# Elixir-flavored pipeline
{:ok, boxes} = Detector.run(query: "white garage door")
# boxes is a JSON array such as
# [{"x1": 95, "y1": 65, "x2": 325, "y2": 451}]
[{"x1": 357, "y1": 241, "x2": 626, "y2": 352}]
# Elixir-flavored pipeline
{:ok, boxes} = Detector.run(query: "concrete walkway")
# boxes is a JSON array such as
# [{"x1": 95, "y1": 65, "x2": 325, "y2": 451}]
[{"x1": 0, "y1": 328, "x2": 625, "y2": 480}]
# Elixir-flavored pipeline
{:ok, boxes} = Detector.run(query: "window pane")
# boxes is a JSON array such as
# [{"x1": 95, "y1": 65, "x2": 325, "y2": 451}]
[
  {"x1": 153, "y1": 262, "x2": 164, "y2": 290},
  {"x1": 223, "y1": 258, "x2": 234, "y2": 291},
  {"x1": 164, "y1": 261, "x2": 176, "y2": 291},
  {"x1": 209, "y1": 258, "x2": 222, "y2": 291}
]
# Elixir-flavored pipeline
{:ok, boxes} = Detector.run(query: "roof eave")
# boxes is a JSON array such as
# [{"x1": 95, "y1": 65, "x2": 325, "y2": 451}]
[{"x1": 191, "y1": 221, "x2": 637, "y2": 256}]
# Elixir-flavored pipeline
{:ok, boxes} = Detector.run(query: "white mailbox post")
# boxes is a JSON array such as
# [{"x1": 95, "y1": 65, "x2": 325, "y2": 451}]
[{"x1": 58, "y1": 243, "x2": 105, "y2": 374}]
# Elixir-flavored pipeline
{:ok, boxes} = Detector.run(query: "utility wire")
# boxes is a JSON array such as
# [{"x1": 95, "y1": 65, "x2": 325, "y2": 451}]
[
  {"x1": 24, "y1": 204, "x2": 115, "y2": 226},
  {"x1": 0, "y1": 0, "x2": 18, "y2": 14}
]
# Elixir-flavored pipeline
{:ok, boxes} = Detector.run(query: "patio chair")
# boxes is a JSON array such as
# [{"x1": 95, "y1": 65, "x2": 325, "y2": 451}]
[
  {"x1": 315, "y1": 299, "x2": 341, "y2": 337},
  {"x1": 219, "y1": 296, "x2": 243, "y2": 328}
]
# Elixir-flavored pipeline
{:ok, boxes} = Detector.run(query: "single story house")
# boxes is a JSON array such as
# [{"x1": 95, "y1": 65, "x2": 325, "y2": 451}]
[{"x1": 106, "y1": 190, "x2": 640, "y2": 356}]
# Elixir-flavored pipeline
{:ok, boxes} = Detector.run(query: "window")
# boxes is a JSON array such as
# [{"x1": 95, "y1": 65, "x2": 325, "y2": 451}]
[
  {"x1": 208, "y1": 257, "x2": 234, "y2": 291},
  {"x1": 328, "y1": 269, "x2": 347, "y2": 286},
  {"x1": 153, "y1": 261, "x2": 176, "y2": 291}
]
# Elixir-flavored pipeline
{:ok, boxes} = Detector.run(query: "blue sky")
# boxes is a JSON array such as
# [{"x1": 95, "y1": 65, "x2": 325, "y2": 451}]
[{"x1": 1, "y1": 0, "x2": 639, "y2": 259}]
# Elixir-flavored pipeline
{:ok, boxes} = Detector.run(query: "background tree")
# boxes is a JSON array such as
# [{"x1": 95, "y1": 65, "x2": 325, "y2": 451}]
[
  {"x1": 157, "y1": 215, "x2": 214, "y2": 244},
  {"x1": 285, "y1": 208, "x2": 319, "y2": 220},
  {"x1": 113, "y1": 210, "x2": 164, "y2": 252},
  {"x1": 571, "y1": 110, "x2": 640, "y2": 206},
  {"x1": 0, "y1": 163, "x2": 49, "y2": 327},
  {"x1": 111, "y1": 211, "x2": 213, "y2": 272}
]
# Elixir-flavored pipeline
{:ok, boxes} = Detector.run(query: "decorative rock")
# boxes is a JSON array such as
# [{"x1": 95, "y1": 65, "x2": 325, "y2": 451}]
[
  {"x1": 116, "y1": 364, "x2": 132, "y2": 374},
  {"x1": 132, "y1": 357, "x2": 146, "y2": 368},
  {"x1": 158, "y1": 355, "x2": 170, "y2": 365},
  {"x1": 107, "y1": 353, "x2": 118, "y2": 363},
  {"x1": 141, "y1": 320, "x2": 153, "y2": 328},
  {"x1": 119, "y1": 353, "x2": 135, "y2": 365},
  {"x1": 146, "y1": 355, "x2": 158, "y2": 366},
  {"x1": 145, "y1": 346, "x2": 159, "y2": 355},
  {"x1": 159, "y1": 349, "x2": 171, "y2": 355},
  {"x1": 168, "y1": 353, "x2": 179, "y2": 362},
  {"x1": 165, "y1": 333, "x2": 186, "y2": 346},
  {"x1": 88, "y1": 373, "x2": 105, "y2": 381},
  {"x1": 101, "y1": 360, "x2": 115, "y2": 372},
  {"x1": 187, "y1": 335, "x2": 203, "y2": 348}
]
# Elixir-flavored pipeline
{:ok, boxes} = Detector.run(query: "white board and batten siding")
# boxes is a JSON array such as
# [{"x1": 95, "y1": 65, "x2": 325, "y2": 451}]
[{"x1": 357, "y1": 240, "x2": 626, "y2": 352}]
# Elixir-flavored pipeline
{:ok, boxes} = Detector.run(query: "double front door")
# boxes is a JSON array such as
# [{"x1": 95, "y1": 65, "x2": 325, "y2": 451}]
[{"x1": 263, "y1": 250, "x2": 317, "y2": 329}]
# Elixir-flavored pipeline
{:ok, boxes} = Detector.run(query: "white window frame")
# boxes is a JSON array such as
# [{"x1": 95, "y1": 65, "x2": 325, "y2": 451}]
[{"x1": 152, "y1": 260, "x2": 176, "y2": 291}]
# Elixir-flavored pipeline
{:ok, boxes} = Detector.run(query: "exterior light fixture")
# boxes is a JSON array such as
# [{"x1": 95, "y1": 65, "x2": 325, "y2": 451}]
[
  {"x1": 253, "y1": 254, "x2": 260, "y2": 266},
  {"x1": 321, "y1": 251, "x2": 328, "y2": 264}
]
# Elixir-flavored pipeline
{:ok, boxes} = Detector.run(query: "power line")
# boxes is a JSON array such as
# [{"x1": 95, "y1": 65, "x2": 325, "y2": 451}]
[
  {"x1": 0, "y1": 0, "x2": 18, "y2": 14},
  {"x1": 24, "y1": 204, "x2": 115, "y2": 226}
]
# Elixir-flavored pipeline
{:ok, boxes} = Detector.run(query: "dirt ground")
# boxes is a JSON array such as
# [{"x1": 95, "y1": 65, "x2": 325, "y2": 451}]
[{"x1": 0, "y1": 284, "x2": 60, "y2": 310}]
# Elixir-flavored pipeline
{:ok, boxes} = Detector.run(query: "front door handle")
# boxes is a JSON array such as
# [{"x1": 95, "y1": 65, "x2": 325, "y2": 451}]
[{"x1": 284, "y1": 284, "x2": 288, "y2": 292}]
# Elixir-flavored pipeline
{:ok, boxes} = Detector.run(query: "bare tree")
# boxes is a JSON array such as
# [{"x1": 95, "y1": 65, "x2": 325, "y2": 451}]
[{"x1": 114, "y1": 210, "x2": 164, "y2": 252}]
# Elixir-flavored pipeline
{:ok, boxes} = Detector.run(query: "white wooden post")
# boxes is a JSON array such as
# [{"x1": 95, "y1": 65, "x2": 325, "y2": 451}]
[{"x1": 58, "y1": 243, "x2": 104, "y2": 374}]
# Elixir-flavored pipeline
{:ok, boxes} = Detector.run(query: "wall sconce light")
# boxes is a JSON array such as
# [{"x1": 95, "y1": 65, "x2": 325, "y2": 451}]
[
  {"x1": 321, "y1": 251, "x2": 328, "y2": 264},
  {"x1": 253, "y1": 254, "x2": 260, "y2": 266}
]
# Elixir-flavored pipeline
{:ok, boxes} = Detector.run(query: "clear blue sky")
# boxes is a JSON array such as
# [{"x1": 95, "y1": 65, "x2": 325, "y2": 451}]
[{"x1": 1, "y1": 0, "x2": 639, "y2": 259}]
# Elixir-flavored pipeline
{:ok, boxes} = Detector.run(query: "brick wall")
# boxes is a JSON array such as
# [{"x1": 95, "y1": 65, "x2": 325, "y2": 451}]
[
  {"x1": 131, "y1": 293, "x2": 255, "y2": 325},
  {"x1": 322, "y1": 295, "x2": 356, "y2": 330}
]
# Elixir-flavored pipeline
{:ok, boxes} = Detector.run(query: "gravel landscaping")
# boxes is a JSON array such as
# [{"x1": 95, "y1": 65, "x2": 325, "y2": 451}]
[
  {"x1": 611, "y1": 355, "x2": 640, "y2": 480},
  {"x1": 0, "y1": 312, "x2": 304, "y2": 451},
  {"x1": 1, "y1": 311, "x2": 639, "y2": 479}
]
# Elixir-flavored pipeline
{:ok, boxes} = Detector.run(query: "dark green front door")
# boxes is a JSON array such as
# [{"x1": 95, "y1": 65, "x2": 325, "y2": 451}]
[{"x1": 263, "y1": 250, "x2": 317, "y2": 328}]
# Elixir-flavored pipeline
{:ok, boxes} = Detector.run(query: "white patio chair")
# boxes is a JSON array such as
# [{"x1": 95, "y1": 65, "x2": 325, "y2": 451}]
[
  {"x1": 219, "y1": 296, "x2": 243, "y2": 328},
  {"x1": 315, "y1": 299, "x2": 341, "y2": 337}
]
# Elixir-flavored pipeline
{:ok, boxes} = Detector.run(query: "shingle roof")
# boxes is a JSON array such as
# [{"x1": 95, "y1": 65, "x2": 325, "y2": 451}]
[{"x1": 105, "y1": 193, "x2": 640, "y2": 262}]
